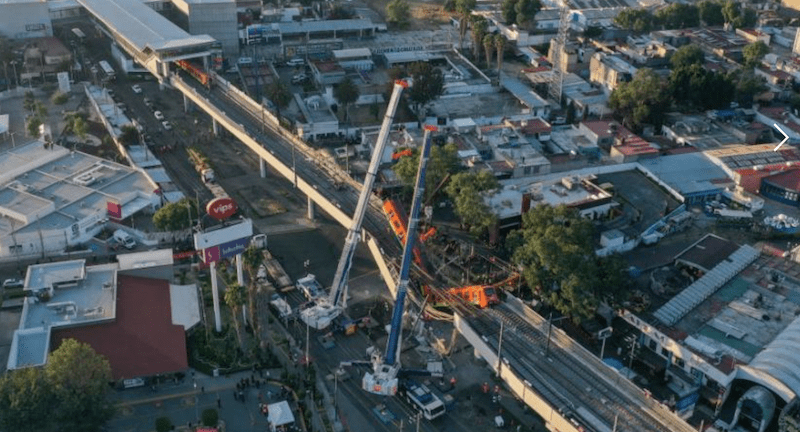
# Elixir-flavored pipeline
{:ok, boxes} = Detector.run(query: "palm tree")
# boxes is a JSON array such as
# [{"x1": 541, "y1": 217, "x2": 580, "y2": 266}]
[
  {"x1": 224, "y1": 284, "x2": 246, "y2": 347},
  {"x1": 483, "y1": 34, "x2": 495, "y2": 68},
  {"x1": 456, "y1": 0, "x2": 477, "y2": 52},
  {"x1": 494, "y1": 34, "x2": 506, "y2": 72},
  {"x1": 470, "y1": 16, "x2": 488, "y2": 62}
]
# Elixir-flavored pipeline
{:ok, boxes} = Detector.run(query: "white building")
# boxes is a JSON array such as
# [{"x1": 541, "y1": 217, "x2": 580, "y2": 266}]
[{"x1": 0, "y1": 142, "x2": 159, "y2": 261}]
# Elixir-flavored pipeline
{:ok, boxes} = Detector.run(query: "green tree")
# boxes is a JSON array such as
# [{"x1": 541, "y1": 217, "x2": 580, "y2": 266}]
[
  {"x1": 265, "y1": 79, "x2": 292, "y2": 118},
  {"x1": 698, "y1": 0, "x2": 724, "y2": 25},
  {"x1": 407, "y1": 61, "x2": 444, "y2": 110},
  {"x1": 445, "y1": 171, "x2": 499, "y2": 236},
  {"x1": 333, "y1": 77, "x2": 360, "y2": 121},
  {"x1": 494, "y1": 34, "x2": 506, "y2": 72},
  {"x1": 669, "y1": 64, "x2": 734, "y2": 110},
  {"x1": 243, "y1": 245, "x2": 264, "y2": 271},
  {"x1": 730, "y1": 68, "x2": 767, "y2": 105},
  {"x1": 224, "y1": 283, "x2": 246, "y2": 346},
  {"x1": 46, "y1": 339, "x2": 114, "y2": 432},
  {"x1": 510, "y1": 204, "x2": 597, "y2": 321},
  {"x1": 583, "y1": 25, "x2": 603, "y2": 39},
  {"x1": 514, "y1": 0, "x2": 541, "y2": 26},
  {"x1": 470, "y1": 15, "x2": 489, "y2": 61},
  {"x1": 654, "y1": 3, "x2": 699, "y2": 29},
  {"x1": 27, "y1": 116, "x2": 42, "y2": 137},
  {"x1": 613, "y1": 9, "x2": 654, "y2": 32},
  {"x1": 484, "y1": 33, "x2": 495, "y2": 67},
  {"x1": 743, "y1": 41, "x2": 769, "y2": 68},
  {"x1": 722, "y1": 0, "x2": 756, "y2": 28},
  {"x1": 501, "y1": 0, "x2": 517, "y2": 24},
  {"x1": 0, "y1": 367, "x2": 53, "y2": 432},
  {"x1": 73, "y1": 116, "x2": 88, "y2": 140},
  {"x1": 155, "y1": 417, "x2": 173, "y2": 432},
  {"x1": 456, "y1": 0, "x2": 477, "y2": 51},
  {"x1": 394, "y1": 142, "x2": 460, "y2": 200},
  {"x1": 669, "y1": 44, "x2": 705, "y2": 69},
  {"x1": 592, "y1": 254, "x2": 631, "y2": 308},
  {"x1": 385, "y1": 0, "x2": 410, "y2": 26},
  {"x1": 608, "y1": 68, "x2": 671, "y2": 132},
  {"x1": 152, "y1": 198, "x2": 198, "y2": 231},
  {"x1": 118, "y1": 124, "x2": 137, "y2": 146},
  {"x1": 202, "y1": 408, "x2": 219, "y2": 427}
]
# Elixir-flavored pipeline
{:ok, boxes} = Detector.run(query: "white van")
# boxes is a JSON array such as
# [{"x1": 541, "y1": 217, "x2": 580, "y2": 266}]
[{"x1": 113, "y1": 229, "x2": 136, "y2": 249}]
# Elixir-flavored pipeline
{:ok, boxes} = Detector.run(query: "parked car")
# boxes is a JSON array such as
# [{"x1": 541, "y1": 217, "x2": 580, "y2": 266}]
[
  {"x1": 112, "y1": 229, "x2": 136, "y2": 250},
  {"x1": 131, "y1": 84, "x2": 142, "y2": 94},
  {"x1": 162, "y1": 120, "x2": 173, "y2": 130},
  {"x1": 2, "y1": 279, "x2": 23, "y2": 289},
  {"x1": 291, "y1": 73, "x2": 308, "y2": 84},
  {"x1": 154, "y1": 110, "x2": 165, "y2": 120}
]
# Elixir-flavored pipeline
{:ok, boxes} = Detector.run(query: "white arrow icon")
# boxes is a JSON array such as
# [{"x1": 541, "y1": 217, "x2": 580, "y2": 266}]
[{"x1": 774, "y1": 123, "x2": 789, "y2": 151}]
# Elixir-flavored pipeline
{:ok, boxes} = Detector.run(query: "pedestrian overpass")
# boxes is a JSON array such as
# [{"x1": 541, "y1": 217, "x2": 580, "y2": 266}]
[{"x1": 76, "y1": 0, "x2": 220, "y2": 81}]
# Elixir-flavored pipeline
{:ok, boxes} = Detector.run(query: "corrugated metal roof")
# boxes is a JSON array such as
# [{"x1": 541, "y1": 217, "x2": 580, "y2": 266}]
[
  {"x1": 746, "y1": 316, "x2": 800, "y2": 401},
  {"x1": 654, "y1": 245, "x2": 760, "y2": 326}
]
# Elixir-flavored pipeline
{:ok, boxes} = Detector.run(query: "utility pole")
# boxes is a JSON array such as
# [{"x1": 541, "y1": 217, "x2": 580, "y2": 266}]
[
  {"x1": 628, "y1": 337, "x2": 638, "y2": 379},
  {"x1": 496, "y1": 320, "x2": 505, "y2": 377}
]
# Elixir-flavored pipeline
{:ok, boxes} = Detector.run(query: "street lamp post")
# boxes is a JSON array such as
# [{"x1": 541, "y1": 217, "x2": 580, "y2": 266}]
[
  {"x1": 10, "y1": 61, "x2": 18, "y2": 89},
  {"x1": 496, "y1": 320, "x2": 504, "y2": 377},
  {"x1": 544, "y1": 313, "x2": 568, "y2": 358}
]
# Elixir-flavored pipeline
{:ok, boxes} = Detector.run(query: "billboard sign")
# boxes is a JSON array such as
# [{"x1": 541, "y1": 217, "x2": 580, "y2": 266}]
[
  {"x1": 201, "y1": 236, "x2": 250, "y2": 263},
  {"x1": 207, "y1": 197, "x2": 237, "y2": 221},
  {"x1": 193, "y1": 218, "x2": 253, "y2": 250}
]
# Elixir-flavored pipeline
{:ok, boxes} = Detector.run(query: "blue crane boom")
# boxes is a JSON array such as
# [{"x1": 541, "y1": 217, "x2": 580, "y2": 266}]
[{"x1": 362, "y1": 125, "x2": 437, "y2": 396}]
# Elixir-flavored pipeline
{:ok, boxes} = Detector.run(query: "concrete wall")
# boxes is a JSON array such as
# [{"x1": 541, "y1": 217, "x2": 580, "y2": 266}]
[{"x1": 172, "y1": 0, "x2": 238, "y2": 59}]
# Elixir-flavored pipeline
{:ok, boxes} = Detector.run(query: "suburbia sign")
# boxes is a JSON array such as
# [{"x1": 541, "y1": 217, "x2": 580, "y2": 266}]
[{"x1": 206, "y1": 197, "x2": 237, "y2": 221}]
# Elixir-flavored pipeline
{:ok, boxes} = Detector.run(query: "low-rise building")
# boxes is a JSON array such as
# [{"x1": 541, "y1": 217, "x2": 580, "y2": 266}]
[
  {"x1": 760, "y1": 169, "x2": 800, "y2": 206},
  {"x1": 309, "y1": 60, "x2": 346, "y2": 86},
  {"x1": 0, "y1": 142, "x2": 159, "y2": 261},
  {"x1": 589, "y1": 52, "x2": 636, "y2": 94},
  {"x1": 7, "y1": 253, "x2": 199, "y2": 381}
]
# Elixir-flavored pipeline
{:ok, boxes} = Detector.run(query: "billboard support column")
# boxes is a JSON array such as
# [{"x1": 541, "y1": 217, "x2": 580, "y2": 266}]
[
  {"x1": 210, "y1": 261, "x2": 222, "y2": 332},
  {"x1": 236, "y1": 253, "x2": 244, "y2": 286},
  {"x1": 260, "y1": 158, "x2": 267, "y2": 178},
  {"x1": 307, "y1": 196, "x2": 315, "y2": 220}
]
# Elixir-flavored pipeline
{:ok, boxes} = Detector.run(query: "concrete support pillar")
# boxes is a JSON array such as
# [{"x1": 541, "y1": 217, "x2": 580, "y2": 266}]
[
  {"x1": 236, "y1": 253, "x2": 246, "y2": 325},
  {"x1": 203, "y1": 55, "x2": 209, "y2": 72},
  {"x1": 236, "y1": 253, "x2": 244, "y2": 286},
  {"x1": 183, "y1": 93, "x2": 192, "y2": 113},
  {"x1": 260, "y1": 157, "x2": 267, "y2": 178},
  {"x1": 212, "y1": 118, "x2": 219, "y2": 136},
  {"x1": 210, "y1": 261, "x2": 222, "y2": 333},
  {"x1": 307, "y1": 196, "x2": 315, "y2": 220}
]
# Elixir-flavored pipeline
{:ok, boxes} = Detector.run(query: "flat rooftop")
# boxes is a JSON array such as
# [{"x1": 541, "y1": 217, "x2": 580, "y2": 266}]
[
  {"x1": 674, "y1": 234, "x2": 741, "y2": 273},
  {"x1": 485, "y1": 175, "x2": 612, "y2": 220},
  {"x1": 76, "y1": 0, "x2": 216, "y2": 54},
  {"x1": 8, "y1": 260, "x2": 117, "y2": 370},
  {"x1": 639, "y1": 152, "x2": 732, "y2": 197},
  {"x1": 0, "y1": 141, "x2": 154, "y2": 239}
]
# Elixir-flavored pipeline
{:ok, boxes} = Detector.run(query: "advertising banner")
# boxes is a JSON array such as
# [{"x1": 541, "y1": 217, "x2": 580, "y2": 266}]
[
  {"x1": 201, "y1": 236, "x2": 250, "y2": 263},
  {"x1": 107, "y1": 201, "x2": 122, "y2": 220}
]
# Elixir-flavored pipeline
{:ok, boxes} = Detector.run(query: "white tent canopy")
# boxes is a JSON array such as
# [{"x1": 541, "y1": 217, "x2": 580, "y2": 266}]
[{"x1": 268, "y1": 400, "x2": 295, "y2": 431}]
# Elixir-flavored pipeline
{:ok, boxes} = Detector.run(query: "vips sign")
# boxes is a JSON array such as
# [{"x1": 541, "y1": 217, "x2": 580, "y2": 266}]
[
  {"x1": 206, "y1": 197, "x2": 237, "y2": 221},
  {"x1": 201, "y1": 236, "x2": 250, "y2": 264}
]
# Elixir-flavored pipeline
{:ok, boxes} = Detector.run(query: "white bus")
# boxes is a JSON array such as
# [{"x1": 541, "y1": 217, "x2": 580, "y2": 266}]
[{"x1": 98, "y1": 60, "x2": 115, "y2": 81}]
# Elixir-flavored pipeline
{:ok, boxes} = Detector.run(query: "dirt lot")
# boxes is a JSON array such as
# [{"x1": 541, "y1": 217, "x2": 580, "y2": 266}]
[{"x1": 364, "y1": 0, "x2": 451, "y2": 31}]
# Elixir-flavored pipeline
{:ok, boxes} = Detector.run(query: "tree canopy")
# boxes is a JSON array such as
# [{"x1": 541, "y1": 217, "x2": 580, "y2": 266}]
[
  {"x1": 394, "y1": 142, "x2": 459, "y2": 201},
  {"x1": 608, "y1": 68, "x2": 671, "y2": 132},
  {"x1": 334, "y1": 77, "x2": 360, "y2": 121},
  {"x1": 153, "y1": 198, "x2": 198, "y2": 232},
  {"x1": 698, "y1": 0, "x2": 724, "y2": 25},
  {"x1": 385, "y1": 0, "x2": 410, "y2": 26},
  {"x1": 654, "y1": 3, "x2": 699, "y2": 29},
  {"x1": 470, "y1": 15, "x2": 489, "y2": 62},
  {"x1": 407, "y1": 62, "x2": 444, "y2": 109},
  {"x1": 668, "y1": 64, "x2": 734, "y2": 111},
  {"x1": 265, "y1": 79, "x2": 292, "y2": 117},
  {"x1": 0, "y1": 339, "x2": 116, "y2": 432},
  {"x1": 613, "y1": 9, "x2": 654, "y2": 32},
  {"x1": 456, "y1": 0, "x2": 476, "y2": 50},
  {"x1": 742, "y1": 41, "x2": 769, "y2": 68},
  {"x1": 445, "y1": 171, "x2": 499, "y2": 236},
  {"x1": 118, "y1": 124, "x2": 138, "y2": 146},
  {"x1": 730, "y1": 69, "x2": 767, "y2": 105},
  {"x1": 669, "y1": 44, "x2": 705, "y2": 69},
  {"x1": 514, "y1": 0, "x2": 542, "y2": 26},
  {"x1": 721, "y1": 0, "x2": 757, "y2": 28},
  {"x1": 509, "y1": 205, "x2": 596, "y2": 321},
  {"x1": 613, "y1": 1, "x2": 753, "y2": 31}
]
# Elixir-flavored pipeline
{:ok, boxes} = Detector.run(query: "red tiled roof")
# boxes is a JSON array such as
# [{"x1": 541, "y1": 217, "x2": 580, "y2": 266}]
[
  {"x1": 511, "y1": 118, "x2": 551, "y2": 135},
  {"x1": 763, "y1": 169, "x2": 800, "y2": 192},
  {"x1": 52, "y1": 275, "x2": 187, "y2": 380}
]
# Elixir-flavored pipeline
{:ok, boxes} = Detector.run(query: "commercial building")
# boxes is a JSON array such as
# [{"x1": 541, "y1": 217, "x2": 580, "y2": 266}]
[
  {"x1": 620, "y1": 244, "x2": 800, "y2": 431},
  {"x1": 589, "y1": 52, "x2": 636, "y2": 95},
  {"x1": 7, "y1": 252, "x2": 199, "y2": 381},
  {"x1": 760, "y1": 169, "x2": 800, "y2": 207},
  {"x1": 0, "y1": 141, "x2": 159, "y2": 261},
  {"x1": 170, "y1": 0, "x2": 238, "y2": 59},
  {"x1": 705, "y1": 144, "x2": 800, "y2": 194}
]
